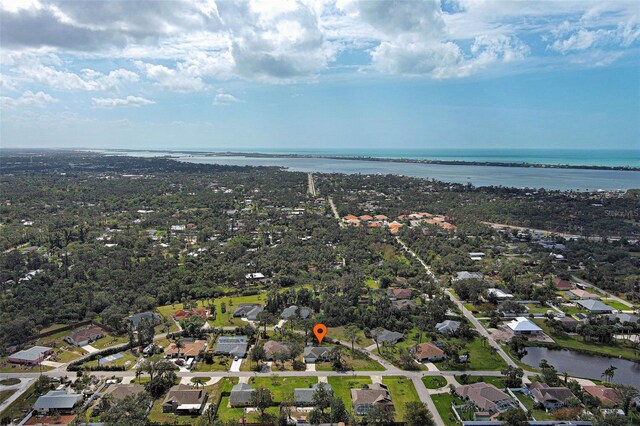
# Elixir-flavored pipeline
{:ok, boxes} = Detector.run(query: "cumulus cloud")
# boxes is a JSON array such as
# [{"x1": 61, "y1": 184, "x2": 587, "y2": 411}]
[
  {"x1": 0, "y1": 90, "x2": 58, "y2": 108},
  {"x1": 91, "y1": 95, "x2": 155, "y2": 108},
  {"x1": 213, "y1": 90, "x2": 241, "y2": 105},
  {"x1": 135, "y1": 62, "x2": 209, "y2": 92}
]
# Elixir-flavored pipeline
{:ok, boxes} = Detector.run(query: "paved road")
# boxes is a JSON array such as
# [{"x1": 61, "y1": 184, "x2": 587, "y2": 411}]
[
  {"x1": 307, "y1": 173, "x2": 316, "y2": 196},
  {"x1": 0, "y1": 378, "x2": 35, "y2": 415},
  {"x1": 328, "y1": 196, "x2": 344, "y2": 228},
  {"x1": 411, "y1": 376, "x2": 445, "y2": 425},
  {"x1": 395, "y1": 236, "x2": 521, "y2": 372}
]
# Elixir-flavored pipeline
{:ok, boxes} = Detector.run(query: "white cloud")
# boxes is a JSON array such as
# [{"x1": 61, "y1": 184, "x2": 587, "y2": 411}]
[
  {"x1": 135, "y1": 62, "x2": 209, "y2": 92},
  {"x1": 0, "y1": 90, "x2": 58, "y2": 108},
  {"x1": 213, "y1": 90, "x2": 241, "y2": 105},
  {"x1": 91, "y1": 95, "x2": 155, "y2": 108}
]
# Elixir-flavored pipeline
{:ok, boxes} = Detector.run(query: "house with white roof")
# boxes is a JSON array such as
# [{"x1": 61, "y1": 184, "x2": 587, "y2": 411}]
[{"x1": 507, "y1": 317, "x2": 543, "y2": 335}]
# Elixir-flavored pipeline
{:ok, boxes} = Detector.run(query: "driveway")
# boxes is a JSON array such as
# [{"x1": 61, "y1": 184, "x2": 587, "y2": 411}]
[
  {"x1": 230, "y1": 358, "x2": 242, "y2": 372},
  {"x1": 82, "y1": 344, "x2": 98, "y2": 354}
]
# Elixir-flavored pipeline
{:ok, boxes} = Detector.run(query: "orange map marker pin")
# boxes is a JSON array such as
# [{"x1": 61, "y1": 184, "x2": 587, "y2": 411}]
[{"x1": 313, "y1": 323, "x2": 327, "y2": 344}]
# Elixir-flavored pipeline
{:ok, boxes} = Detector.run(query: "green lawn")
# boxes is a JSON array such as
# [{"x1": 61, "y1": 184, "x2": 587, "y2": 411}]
[
  {"x1": 316, "y1": 349, "x2": 384, "y2": 371},
  {"x1": 382, "y1": 376, "x2": 420, "y2": 421},
  {"x1": 422, "y1": 376, "x2": 447, "y2": 389},
  {"x1": 0, "y1": 378, "x2": 21, "y2": 386},
  {"x1": 441, "y1": 337, "x2": 507, "y2": 371},
  {"x1": 216, "y1": 396, "x2": 279, "y2": 423},
  {"x1": 193, "y1": 355, "x2": 231, "y2": 372},
  {"x1": 365, "y1": 278, "x2": 380, "y2": 289},
  {"x1": 603, "y1": 299, "x2": 634, "y2": 311},
  {"x1": 85, "y1": 351, "x2": 138, "y2": 369},
  {"x1": 91, "y1": 334, "x2": 129, "y2": 350},
  {"x1": 250, "y1": 376, "x2": 318, "y2": 402},
  {"x1": 513, "y1": 391, "x2": 553, "y2": 420},
  {"x1": 0, "y1": 389, "x2": 16, "y2": 405},
  {"x1": 0, "y1": 361, "x2": 53, "y2": 373},
  {"x1": 327, "y1": 376, "x2": 372, "y2": 413},
  {"x1": 431, "y1": 393, "x2": 464, "y2": 426},
  {"x1": 454, "y1": 375, "x2": 505, "y2": 388},
  {"x1": 327, "y1": 326, "x2": 373, "y2": 347}
]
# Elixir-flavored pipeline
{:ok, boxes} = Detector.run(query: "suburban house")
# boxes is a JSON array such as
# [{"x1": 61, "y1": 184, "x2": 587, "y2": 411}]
[
  {"x1": 304, "y1": 346, "x2": 332, "y2": 363},
  {"x1": 214, "y1": 336, "x2": 248, "y2": 358},
  {"x1": 413, "y1": 342, "x2": 446, "y2": 362},
  {"x1": 229, "y1": 383, "x2": 254, "y2": 407},
  {"x1": 129, "y1": 311, "x2": 161, "y2": 331},
  {"x1": 263, "y1": 341, "x2": 290, "y2": 360},
  {"x1": 455, "y1": 271, "x2": 484, "y2": 281},
  {"x1": 161, "y1": 384, "x2": 208, "y2": 414},
  {"x1": 9, "y1": 346, "x2": 53, "y2": 365},
  {"x1": 64, "y1": 327, "x2": 103, "y2": 347},
  {"x1": 553, "y1": 278, "x2": 573, "y2": 291},
  {"x1": 568, "y1": 289, "x2": 600, "y2": 300},
  {"x1": 576, "y1": 300, "x2": 614, "y2": 314},
  {"x1": 583, "y1": 385, "x2": 623, "y2": 407},
  {"x1": 456, "y1": 382, "x2": 517, "y2": 414},
  {"x1": 436, "y1": 320, "x2": 461, "y2": 335},
  {"x1": 103, "y1": 384, "x2": 145, "y2": 403},
  {"x1": 392, "y1": 299, "x2": 417, "y2": 311},
  {"x1": 295, "y1": 383, "x2": 333, "y2": 407},
  {"x1": 245, "y1": 272, "x2": 266, "y2": 280},
  {"x1": 507, "y1": 317, "x2": 543, "y2": 335},
  {"x1": 387, "y1": 288, "x2": 412, "y2": 300},
  {"x1": 608, "y1": 313, "x2": 639, "y2": 324},
  {"x1": 487, "y1": 288, "x2": 514, "y2": 300},
  {"x1": 233, "y1": 304, "x2": 264, "y2": 320},
  {"x1": 32, "y1": 390, "x2": 83, "y2": 414},
  {"x1": 557, "y1": 316, "x2": 581, "y2": 332},
  {"x1": 280, "y1": 305, "x2": 312, "y2": 320},
  {"x1": 351, "y1": 383, "x2": 394, "y2": 415},
  {"x1": 173, "y1": 309, "x2": 209, "y2": 321},
  {"x1": 164, "y1": 339, "x2": 207, "y2": 359},
  {"x1": 374, "y1": 329, "x2": 404, "y2": 345},
  {"x1": 529, "y1": 382, "x2": 576, "y2": 410}
]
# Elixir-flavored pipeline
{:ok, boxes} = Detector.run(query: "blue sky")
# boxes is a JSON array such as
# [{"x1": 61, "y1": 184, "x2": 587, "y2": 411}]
[{"x1": 1, "y1": 0, "x2": 639, "y2": 151}]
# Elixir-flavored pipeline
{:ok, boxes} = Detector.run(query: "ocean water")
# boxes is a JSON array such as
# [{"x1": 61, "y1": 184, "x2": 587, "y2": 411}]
[{"x1": 108, "y1": 150, "x2": 640, "y2": 191}]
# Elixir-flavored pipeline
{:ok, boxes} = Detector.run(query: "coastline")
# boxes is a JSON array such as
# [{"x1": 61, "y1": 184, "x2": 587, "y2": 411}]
[{"x1": 102, "y1": 149, "x2": 640, "y2": 172}]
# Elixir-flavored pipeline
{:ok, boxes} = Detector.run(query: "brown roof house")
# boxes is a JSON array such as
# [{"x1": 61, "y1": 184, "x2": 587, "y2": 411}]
[
  {"x1": 263, "y1": 341, "x2": 291, "y2": 361},
  {"x1": 553, "y1": 278, "x2": 573, "y2": 291},
  {"x1": 583, "y1": 386, "x2": 623, "y2": 407},
  {"x1": 387, "y1": 288, "x2": 412, "y2": 300},
  {"x1": 64, "y1": 327, "x2": 104, "y2": 347},
  {"x1": 529, "y1": 382, "x2": 576, "y2": 410},
  {"x1": 164, "y1": 339, "x2": 206, "y2": 359},
  {"x1": 161, "y1": 384, "x2": 207, "y2": 414},
  {"x1": 351, "y1": 383, "x2": 394, "y2": 415},
  {"x1": 413, "y1": 342, "x2": 446, "y2": 363},
  {"x1": 103, "y1": 384, "x2": 145, "y2": 403},
  {"x1": 456, "y1": 382, "x2": 517, "y2": 414}
]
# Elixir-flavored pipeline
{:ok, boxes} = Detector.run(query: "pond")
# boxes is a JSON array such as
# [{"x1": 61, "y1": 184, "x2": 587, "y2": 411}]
[{"x1": 521, "y1": 346, "x2": 640, "y2": 388}]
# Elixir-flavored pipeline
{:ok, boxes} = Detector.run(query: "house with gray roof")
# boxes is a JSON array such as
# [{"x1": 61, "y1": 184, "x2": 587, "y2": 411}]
[
  {"x1": 576, "y1": 300, "x2": 614, "y2": 314},
  {"x1": 162, "y1": 384, "x2": 207, "y2": 414},
  {"x1": 233, "y1": 304, "x2": 264, "y2": 320},
  {"x1": 214, "y1": 336, "x2": 248, "y2": 358},
  {"x1": 229, "y1": 383, "x2": 254, "y2": 407},
  {"x1": 455, "y1": 271, "x2": 484, "y2": 281},
  {"x1": 9, "y1": 346, "x2": 53, "y2": 365},
  {"x1": 304, "y1": 346, "x2": 332, "y2": 363},
  {"x1": 295, "y1": 383, "x2": 332, "y2": 406},
  {"x1": 351, "y1": 383, "x2": 394, "y2": 415},
  {"x1": 435, "y1": 320, "x2": 461, "y2": 335},
  {"x1": 33, "y1": 390, "x2": 83, "y2": 414},
  {"x1": 607, "y1": 313, "x2": 639, "y2": 324},
  {"x1": 280, "y1": 305, "x2": 312, "y2": 320},
  {"x1": 129, "y1": 311, "x2": 161, "y2": 330},
  {"x1": 374, "y1": 329, "x2": 403, "y2": 345}
]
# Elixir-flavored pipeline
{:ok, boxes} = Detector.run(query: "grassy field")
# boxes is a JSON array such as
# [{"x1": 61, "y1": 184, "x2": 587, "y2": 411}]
[
  {"x1": 0, "y1": 361, "x2": 53, "y2": 373},
  {"x1": 533, "y1": 319, "x2": 640, "y2": 361},
  {"x1": 422, "y1": 376, "x2": 447, "y2": 389},
  {"x1": 327, "y1": 326, "x2": 374, "y2": 347},
  {"x1": 91, "y1": 334, "x2": 129, "y2": 350},
  {"x1": 382, "y1": 376, "x2": 420, "y2": 421},
  {"x1": 316, "y1": 349, "x2": 384, "y2": 371},
  {"x1": 603, "y1": 299, "x2": 634, "y2": 311},
  {"x1": 216, "y1": 396, "x2": 279, "y2": 423},
  {"x1": 440, "y1": 337, "x2": 507, "y2": 371},
  {"x1": 431, "y1": 393, "x2": 464, "y2": 426},
  {"x1": 193, "y1": 355, "x2": 231, "y2": 372},
  {"x1": 0, "y1": 389, "x2": 16, "y2": 405},
  {"x1": 250, "y1": 376, "x2": 318, "y2": 402},
  {"x1": 327, "y1": 376, "x2": 372, "y2": 413}
]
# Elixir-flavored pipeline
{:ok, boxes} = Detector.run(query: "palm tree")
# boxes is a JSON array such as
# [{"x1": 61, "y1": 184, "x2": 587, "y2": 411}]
[
  {"x1": 344, "y1": 324, "x2": 360, "y2": 355},
  {"x1": 602, "y1": 365, "x2": 617, "y2": 383},
  {"x1": 173, "y1": 337, "x2": 184, "y2": 359},
  {"x1": 372, "y1": 327, "x2": 384, "y2": 355}
]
